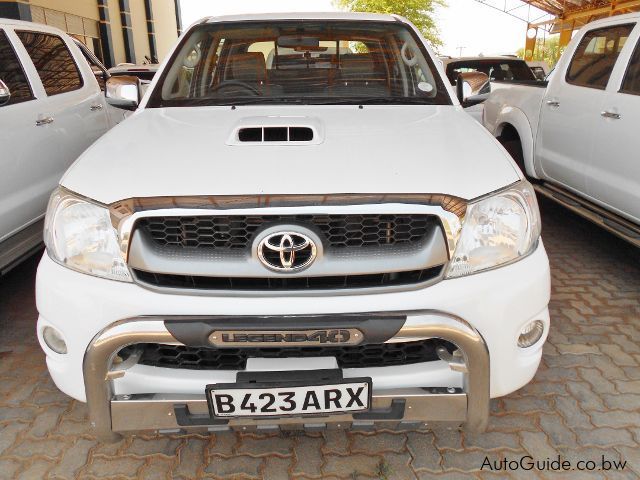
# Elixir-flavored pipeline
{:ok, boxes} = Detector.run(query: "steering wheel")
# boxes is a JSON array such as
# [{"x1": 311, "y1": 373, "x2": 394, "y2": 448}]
[{"x1": 209, "y1": 80, "x2": 261, "y2": 96}]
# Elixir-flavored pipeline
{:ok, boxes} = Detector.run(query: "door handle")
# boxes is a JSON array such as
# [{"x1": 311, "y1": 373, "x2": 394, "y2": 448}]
[
  {"x1": 35, "y1": 116, "x2": 54, "y2": 126},
  {"x1": 546, "y1": 100, "x2": 560, "y2": 107},
  {"x1": 90, "y1": 104, "x2": 104, "y2": 111},
  {"x1": 601, "y1": 111, "x2": 621, "y2": 120}
]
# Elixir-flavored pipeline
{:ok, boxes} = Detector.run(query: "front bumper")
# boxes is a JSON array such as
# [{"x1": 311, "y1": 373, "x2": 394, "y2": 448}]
[
  {"x1": 36, "y1": 241, "x2": 550, "y2": 439},
  {"x1": 85, "y1": 312, "x2": 488, "y2": 440}
]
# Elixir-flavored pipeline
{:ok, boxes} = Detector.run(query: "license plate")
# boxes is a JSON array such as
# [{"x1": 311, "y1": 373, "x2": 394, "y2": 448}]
[{"x1": 207, "y1": 379, "x2": 371, "y2": 418}]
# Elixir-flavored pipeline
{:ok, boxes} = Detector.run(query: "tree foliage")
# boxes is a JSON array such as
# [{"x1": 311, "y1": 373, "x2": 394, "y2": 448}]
[
  {"x1": 333, "y1": 0, "x2": 446, "y2": 48},
  {"x1": 516, "y1": 35, "x2": 565, "y2": 68}
]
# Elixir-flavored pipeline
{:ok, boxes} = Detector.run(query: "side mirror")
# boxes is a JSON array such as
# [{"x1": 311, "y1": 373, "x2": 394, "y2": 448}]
[
  {"x1": 92, "y1": 67, "x2": 109, "y2": 91},
  {"x1": 139, "y1": 80, "x2": 151, "y2": 98},
  {"x1": 106, "y1": 75, "x2": 140, "y2": 110},
  {"x1": 456, "y1": 72, "x2": 491, "y2": 108},
  {"x1": 0, "y1": 80, "x2": 11, "y2": 106}
]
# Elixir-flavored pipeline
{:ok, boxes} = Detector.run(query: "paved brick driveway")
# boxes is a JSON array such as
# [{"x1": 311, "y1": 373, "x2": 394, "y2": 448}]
[{"x1": 1, "y1": 198, "x2": 639, "y2": 479}]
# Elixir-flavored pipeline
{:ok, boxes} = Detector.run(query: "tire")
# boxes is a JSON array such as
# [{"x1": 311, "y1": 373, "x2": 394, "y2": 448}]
[{"x1": 500, "y1": 138, "x2": 525, "y2": 175}]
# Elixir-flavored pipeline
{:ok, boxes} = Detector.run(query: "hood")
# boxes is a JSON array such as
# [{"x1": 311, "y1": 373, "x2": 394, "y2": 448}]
[{"x1": 62, "y1": 105, "x2": 520, "y2": 204}]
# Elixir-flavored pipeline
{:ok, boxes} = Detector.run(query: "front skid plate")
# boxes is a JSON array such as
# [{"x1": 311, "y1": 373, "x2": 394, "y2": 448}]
[{"x1": 110, "y1": 388, "x2": 466, "y2": 432}]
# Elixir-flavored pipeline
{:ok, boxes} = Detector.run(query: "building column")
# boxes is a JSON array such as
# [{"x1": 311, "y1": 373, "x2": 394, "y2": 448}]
[
  {"x1": 174, "y1": 0, "x2": 182, "y2": 37},
  {"x1": 143, "y1": 0, "x2": 157, "y2": 63},
  {"x1": 524, "y1": 24, "x2": 538, "y2": 61},
  {"x1": 97, "y1": 0, "x2": 115, "y2": 68},
  {"x1": 0, "y1": 0, "x2": 32, "y2": 21},
  {"x1": 119, "y1": 0, "x2": 136, "y2": 64},
  {"x1": 559, "y1": 23, "x2": 574, "y2": 48}
]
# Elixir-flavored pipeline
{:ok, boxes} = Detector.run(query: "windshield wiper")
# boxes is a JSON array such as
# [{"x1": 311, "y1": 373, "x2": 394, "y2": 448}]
[
  {"x1": 166, "y1": 97, "x2": 306, "y2": 107},
  {"x1": 300, "y1": 97, "x2": 438, "y2": 106},
  {"x1": 210, "y1": 97, "x2": 315, "y2": 106},
  {"x1": 167, "y1": 96, "x2": 438, "y2": 107},
  {"x1": 226, "y1": 97, "x2": 308, "y2": 106},
  {"x1": 358, "y1": 97, "x2": 436, "y2": 105}
]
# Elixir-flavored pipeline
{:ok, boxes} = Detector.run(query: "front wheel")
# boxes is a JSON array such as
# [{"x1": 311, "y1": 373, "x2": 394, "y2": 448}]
[{"x1": 499, "y1": 138, "x2": 525, "y2": 175}]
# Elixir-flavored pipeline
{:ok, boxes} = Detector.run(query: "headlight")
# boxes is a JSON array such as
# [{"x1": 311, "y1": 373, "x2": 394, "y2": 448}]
[
  {"x1": 44, "y1": 188, "x2": 131, "y2": 282},
  {"x1": 445, "y1": 181, "x2": 541, "y2": 278}
]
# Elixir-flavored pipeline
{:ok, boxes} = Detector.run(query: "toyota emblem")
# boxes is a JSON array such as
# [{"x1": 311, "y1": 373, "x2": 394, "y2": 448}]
[{"x1": 257, "y1": 231, "x2": 317, "y2": 272}]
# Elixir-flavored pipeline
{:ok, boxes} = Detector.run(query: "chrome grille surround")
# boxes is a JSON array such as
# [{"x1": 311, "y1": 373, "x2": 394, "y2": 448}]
[
  {"x1": 108, "y1": 195, "x2": 467, "y2": 295},
  {"x1": 109, "y1": 194, "x2": 467, "y2": 259}
]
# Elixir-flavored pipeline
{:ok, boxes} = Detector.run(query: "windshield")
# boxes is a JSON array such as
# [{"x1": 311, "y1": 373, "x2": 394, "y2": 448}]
[{"x1": 147, "y1": 20, "x2": 451, "y2": 107}]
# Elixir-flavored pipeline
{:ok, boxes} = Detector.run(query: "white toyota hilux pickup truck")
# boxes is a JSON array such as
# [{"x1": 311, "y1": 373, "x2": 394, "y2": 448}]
[
  {"x1": 483, "y1": 13, "x2": 640, "y2": 246},
  {"x1": 36, "y1": 12, "x2": 550, "y2": 440}
]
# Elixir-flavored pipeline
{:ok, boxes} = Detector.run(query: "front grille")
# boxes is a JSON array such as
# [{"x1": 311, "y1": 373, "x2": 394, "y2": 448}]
[
  {"x1": 137, "y1": 214, "x2": 437, "y2": 250},
  {"x1": 121, "y1": 338, "x2": 453, "y2": 370},
  {"x1": 132, "y1": 265, "x2": 443, "y2": 291}
]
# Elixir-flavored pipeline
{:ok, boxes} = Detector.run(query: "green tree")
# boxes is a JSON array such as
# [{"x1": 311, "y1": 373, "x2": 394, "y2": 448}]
[
  {"x1": 516, "y1": 35, "x2": 565, "y2": 68},
  {"x1": 333, "y1": 0, "x2": 446, "y2": 48}
]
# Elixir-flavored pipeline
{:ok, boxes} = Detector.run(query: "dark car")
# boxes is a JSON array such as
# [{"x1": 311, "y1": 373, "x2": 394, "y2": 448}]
[{"x1": 442, "y1": 56, "x2": 537, "y2": 85}]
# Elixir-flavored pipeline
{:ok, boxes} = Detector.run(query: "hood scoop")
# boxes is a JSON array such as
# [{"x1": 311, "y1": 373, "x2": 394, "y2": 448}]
[
  {"x1": 238, "y1": 126, "x2": 314, "y2": 143},
  {"x1": 227, "y1": 116, "x2": 324, "y2": 146}
]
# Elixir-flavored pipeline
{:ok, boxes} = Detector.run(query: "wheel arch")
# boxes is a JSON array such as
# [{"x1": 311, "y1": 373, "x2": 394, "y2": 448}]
[{"x1": 494, "y1": 109, "x2": 538, "y2": 179}]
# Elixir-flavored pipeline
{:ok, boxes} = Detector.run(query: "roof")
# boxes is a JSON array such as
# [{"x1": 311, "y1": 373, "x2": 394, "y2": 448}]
[
  {"x1": 578, "y1": 10, "x2": 640, "y2": 24},
  {"x1": 475, "y1": 1, "x2": 639, "y2": 34},
  {"x1": 0, "y1": 18, "x2": 42, "y2": 26},
  {"x1": 551, "y1": 10, "x2": 639, "y2": 32},
  {"x1": 519, "y1": 0, "x2": 640, "y2": 17},
  {"x1": 0, "y1": 18, "x2": 67, "y2": 35},
  {"x1": 520, "y1": 1, "x2": 640, "y2": 32},
  {"x1": 204, "y1": 12, "x2": 399, "y2": 23}
]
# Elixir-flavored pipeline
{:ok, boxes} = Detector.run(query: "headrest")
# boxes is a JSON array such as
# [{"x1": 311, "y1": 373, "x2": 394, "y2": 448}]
[
  {"x1": 227, "y1": 53, "x2": 267, "y2": 83},
  {"x1": 339, "y1": 55, "x2": 376, "y2": 76}
]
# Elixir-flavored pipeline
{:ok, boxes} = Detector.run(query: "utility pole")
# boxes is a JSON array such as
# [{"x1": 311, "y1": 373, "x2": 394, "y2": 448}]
[{"x1": 456, "y1": 46, "x2": 466, "y2": 57}]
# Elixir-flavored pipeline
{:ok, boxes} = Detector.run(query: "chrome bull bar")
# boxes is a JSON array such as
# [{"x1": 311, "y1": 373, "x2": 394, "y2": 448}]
[{"x1": 83, "y1": 311, "x2": 490, "y2": 441}]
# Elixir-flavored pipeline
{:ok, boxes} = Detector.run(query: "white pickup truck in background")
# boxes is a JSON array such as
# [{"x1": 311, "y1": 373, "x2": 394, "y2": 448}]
[
  {"x1": 483, "y1": 13, "x2": 640, "y2": 246},
  {"x1": 441, "y1": 56, "x2": 541, "y2": 122},
  {"x1": 0, "y1": 20, "x2": 128, "y2": 274}
]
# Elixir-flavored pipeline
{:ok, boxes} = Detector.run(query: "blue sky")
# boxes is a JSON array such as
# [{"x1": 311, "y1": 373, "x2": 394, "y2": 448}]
[{"x1": 179, "y1": 0, "x2": 550, "y2": 56}]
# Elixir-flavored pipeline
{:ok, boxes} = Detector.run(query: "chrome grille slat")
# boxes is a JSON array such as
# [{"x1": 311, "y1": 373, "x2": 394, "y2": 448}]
[
  {"x1": 138, "y1": 214, "x2": 436, "y2": 250},
  {"x1": 132, "y1": 266, "x2": 443, "y2": 291}
]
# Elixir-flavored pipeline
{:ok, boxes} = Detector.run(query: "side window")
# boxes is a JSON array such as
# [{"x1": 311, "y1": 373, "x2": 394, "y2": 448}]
[
  {"x1": 566, "y1": 24, "x2": 634, "y2": 89},
  {"x1": 621, "y1": 37, "x2": 640, "y2": 95},
  {"x1": 497, "y1": 62, "x2": 536, "y2": 81},
  {"x1": 0, "y1": 30, "x2": 34, "y2": 105},
  {"x1": 75, "y1": 41, "x2": 107, "y2": 90},
  {"x1": 16, "y1": 31, "x2": 83, "y2": 96}
]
